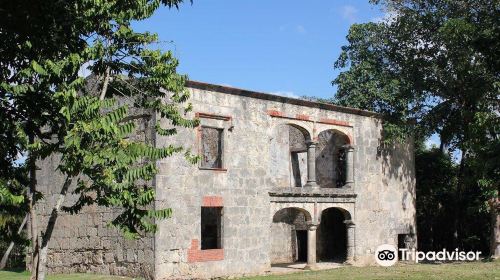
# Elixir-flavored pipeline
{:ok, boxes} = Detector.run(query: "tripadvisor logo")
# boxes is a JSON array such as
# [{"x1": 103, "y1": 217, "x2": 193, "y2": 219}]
[
  {"x1": 375, "y1": 244, "x2": 482, "y2": 266},
  {"x1": 375, "y1": 244, "x2": 398, "y2": 267}
]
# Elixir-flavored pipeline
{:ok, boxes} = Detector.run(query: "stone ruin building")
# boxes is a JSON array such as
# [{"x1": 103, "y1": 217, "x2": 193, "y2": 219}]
[{"x1": 35, "y1": 81, "x2": 417, "y2": 279}]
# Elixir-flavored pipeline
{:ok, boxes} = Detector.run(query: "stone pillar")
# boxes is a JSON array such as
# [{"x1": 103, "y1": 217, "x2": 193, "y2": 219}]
[
  {"x1": 304, "y1": 141, "x2": 319, "y2": 189},
  {"x1": 344, "y1": 219, "x2": 356, "y2": 263},
  {"x1": 344, "y1": 145, "x2": 355, "y2": 188},
  {"x1": 305, "y1": 223, "x2": 318, "y2": 270}
]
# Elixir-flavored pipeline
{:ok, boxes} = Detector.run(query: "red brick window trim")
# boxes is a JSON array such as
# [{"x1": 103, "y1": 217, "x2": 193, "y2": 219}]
[
  {"x1": 202, "y1": 196, "x2": 223, "y2": 207},
  {"x1": 295, "y1": 114, "x2": 310, "y2": 121},
  {"x1": 187, "y1": 239, "x2": 224, "y2": 263},
  {"x1": 266, "y1": 109, "x2": 284, "y2": 117},
  {"x1": 317, "y1": 118, "x2": 352, "y2": 127}
]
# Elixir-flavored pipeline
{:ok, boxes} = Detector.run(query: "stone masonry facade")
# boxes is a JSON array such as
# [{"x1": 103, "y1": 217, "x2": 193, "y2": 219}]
[{"x1": 36, "y1": 81, "x2": 417, "y2": 279}]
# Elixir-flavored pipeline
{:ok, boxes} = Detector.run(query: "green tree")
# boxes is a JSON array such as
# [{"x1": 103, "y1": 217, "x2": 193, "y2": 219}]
[
  {"x1": 415, "y1": 144, "x2": 457, "y2": 252},
  {"x1": 0, "y1": 165, "x2": 28, "y2": 270},
  {"x1": 333, "y1": 0, "x2": 499, "y2": 254},
  {"x1": 0, "y1": 1, "x2": 198, "y2": 279}
]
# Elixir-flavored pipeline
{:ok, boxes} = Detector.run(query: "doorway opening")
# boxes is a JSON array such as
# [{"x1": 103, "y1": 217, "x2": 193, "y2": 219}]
[
  {"x1": 317, "y1": 208, "x2": 347, "y2": 262},
  {"x1": 296, "y1": 230, "x2": 307, "y2": 262},
  {"x1": 270, "y1": 208, "x2": 310, "y2": 264}
]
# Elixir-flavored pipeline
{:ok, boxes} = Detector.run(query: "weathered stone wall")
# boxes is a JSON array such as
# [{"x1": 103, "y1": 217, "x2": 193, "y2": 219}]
[
  {"x1": 353, "y1": 138, "x2": 417, "y2": 265},
  {"x1": 33, "y1": 96, "x2": 156, "y2": 278},
  {"x1": 33, "y1": 155, "x2": 155, "y2": 278},
  {"x1": 37, "y1": 81, "x2": 416, "y2": 279},
  {"x1": 153, "y1": 82, "x2": 416, "y2": 279}
]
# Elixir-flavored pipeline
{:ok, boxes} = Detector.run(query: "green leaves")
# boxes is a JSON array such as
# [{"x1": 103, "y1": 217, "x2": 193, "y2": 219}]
[
  {"x1": 333, "y1": 0, "x2": 499, "y2": 148},
  {"x1": 60, "y1": 106, "x2": 71, "y2": 122},
  {"x1": 1, "y1": 0, "x2": 194, "y2": 242},
  {"x1": 58, "y1": 87, "x2": 190, "y2": 237},
  {"x1": 31, "y1": 61, "x2": 48, "y2": 76},
  {"x1": 334, "y1": 0, "x2": 500, "y2": 253},
  {"x1": 124, "y1": 163, "x2": 157, "y2": 182},
  {"x1": 0, "y1": 185, "x2": 24, "y2": 206}
]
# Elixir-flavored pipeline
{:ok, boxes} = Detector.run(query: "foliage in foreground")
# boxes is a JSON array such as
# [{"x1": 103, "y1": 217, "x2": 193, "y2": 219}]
[{"x1": 0, "y1": 0, "x2": 197, "y2": 279}]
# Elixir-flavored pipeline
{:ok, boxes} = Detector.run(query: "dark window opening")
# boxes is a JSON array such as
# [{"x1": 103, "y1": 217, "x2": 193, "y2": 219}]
[
  {"x1": 201, "y1": 207, "x2": 223, "y2": 250},
  {"x1": 201, "y1": 127, "x2": 223, "y2": 168},
  {"x1": 291, "y1": 152, "x2": 305, "y2": 188},
  {"x1": 398, "y1": 234, "x2": 409, "y2": 260}
]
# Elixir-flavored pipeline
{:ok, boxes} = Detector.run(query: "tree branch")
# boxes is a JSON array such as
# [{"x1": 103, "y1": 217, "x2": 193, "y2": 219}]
[{"x1": 99, "y1": 66, "x2": 111, "y2": 100}]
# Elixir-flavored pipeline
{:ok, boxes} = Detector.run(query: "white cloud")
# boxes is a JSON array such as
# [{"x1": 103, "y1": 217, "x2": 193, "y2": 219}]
[
  {"x1": 341, "y1": 5, "x2": 358, "y2": 22},
  {"x1": 271, "y1": 91, "x2": 300, "y2": 99},
  {"x1": 296, "y1": 25, "x2": 306, "y2": 34},
  {"x1": 371, "y1": 9, "x2": 398, "y2": 24},
  {"x1": 278, "y1": 24, "x2": 306, "y2": 34}
]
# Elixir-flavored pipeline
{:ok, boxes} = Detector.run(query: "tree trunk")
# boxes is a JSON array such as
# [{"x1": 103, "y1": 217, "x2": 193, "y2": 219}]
[
  {"x1": 99, "y1": 66, "x2": 111, "y2": 100},
  {"x1": 0, "y1": 215, "x2": 28, "y2": 269},
  {"x1": 27, "y1": 134, "x2": 40, "y2": 280},
  {"x1": 490, "y1": 199, "x2": 500, "y2": 258},
  {"x1": 34, "y1": 176, "x2": 72, "y2": 280},
  {"x1": 453, "y1": 150, "x2": 467, "y2": 249}
]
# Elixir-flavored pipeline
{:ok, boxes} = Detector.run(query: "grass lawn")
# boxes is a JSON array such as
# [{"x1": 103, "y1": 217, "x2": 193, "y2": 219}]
[
  {"x1": 0, "y1": 270, "x2": 134, "y2": 280},
  {"x1": 242, "y1": 261, "x2": 500, "y2": 280},
  {"x1": 1, "y1": 261, "x2": 498, "y2": 280}
]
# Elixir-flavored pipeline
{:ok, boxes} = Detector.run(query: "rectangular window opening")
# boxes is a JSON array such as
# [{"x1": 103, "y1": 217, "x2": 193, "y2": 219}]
[
  {"x1": 201, "y1": 207, "x2": 223, "y2": 250},
  {"x1": 200, "y1": 127, "x2": 223, "y2": 169}
]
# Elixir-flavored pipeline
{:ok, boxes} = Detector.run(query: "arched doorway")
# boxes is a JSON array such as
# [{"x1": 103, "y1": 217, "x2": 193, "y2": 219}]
[
  {"x1": 317, "y1": 207, "x2": 351, "y2": 262},
  {"x1": 270, "y1": 207, "x2": 311, "y2": 264}
]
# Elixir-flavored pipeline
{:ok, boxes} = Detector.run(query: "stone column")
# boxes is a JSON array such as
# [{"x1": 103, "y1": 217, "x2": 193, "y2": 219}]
[
  {"x1": 305, "y1": 223, "x2": 318, "y2": 270},
  {"x1": 304, "y1": 141, "x2": 319, "y2": 189},
  {"x1": 344, "y1": 145, "x2": 355, "y2": 188},
  {"x1": 344, "y1": 219, "x2": 356, "y2": 263}
]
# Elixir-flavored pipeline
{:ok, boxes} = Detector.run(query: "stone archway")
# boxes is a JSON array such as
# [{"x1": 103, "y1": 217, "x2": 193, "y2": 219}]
[
  {"x1": 288, "y1": 125, "x2": 310, "y2": 188},
  {"x1": 317, "y1": 207, "x2": 355, "y2": 263},
  {"x1": 270, "y1": 207, "x2": 312, "y2": 264},
  {"x1": 269, "y1": 200, "x2": 356, "y2": 269},
  {"x1": 269, "y1": 123, "x2": 312, "y2": 189},
  {"x1": 316, "y1": 129, "x2": 354, "y2": 189}
]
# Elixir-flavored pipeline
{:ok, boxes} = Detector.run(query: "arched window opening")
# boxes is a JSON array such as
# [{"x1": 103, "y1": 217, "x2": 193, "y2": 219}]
[
  {"x1": 288, "y1": 125, "x2": 309, "y2": 188},
  {"x1": 316, "y1": 130, "x2": 350, "y2": 188}
]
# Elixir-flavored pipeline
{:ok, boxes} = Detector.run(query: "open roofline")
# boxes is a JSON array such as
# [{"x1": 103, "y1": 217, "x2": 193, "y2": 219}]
[{"x1": 186, "y1": 80, "x2": 381, "y2": 118}]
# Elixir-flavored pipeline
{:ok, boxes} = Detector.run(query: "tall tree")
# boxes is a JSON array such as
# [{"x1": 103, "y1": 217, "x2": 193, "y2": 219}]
[
  {"x1": 333, "y1": 0, "x2": 499, "y2": 254},
  {"x1": 0, "y1": 1, "x2": 198, "y2": 279}
]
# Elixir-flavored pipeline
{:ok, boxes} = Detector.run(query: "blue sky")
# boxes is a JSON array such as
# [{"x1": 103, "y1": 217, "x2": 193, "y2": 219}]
[{"x1": 133, "y1": 0, "x2": 385, "y2": 100}]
